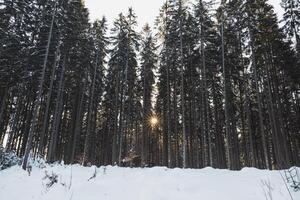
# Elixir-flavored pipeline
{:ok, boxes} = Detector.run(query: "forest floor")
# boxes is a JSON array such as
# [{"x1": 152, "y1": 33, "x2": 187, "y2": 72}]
[{"x1": 0, "y1": 163, "x2": 299, "y2": 200}]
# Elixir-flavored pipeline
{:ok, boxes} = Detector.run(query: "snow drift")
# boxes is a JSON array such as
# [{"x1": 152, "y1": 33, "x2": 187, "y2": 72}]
[{"x1": 0, "y1": 164, "x2": 299, "y2": 200}]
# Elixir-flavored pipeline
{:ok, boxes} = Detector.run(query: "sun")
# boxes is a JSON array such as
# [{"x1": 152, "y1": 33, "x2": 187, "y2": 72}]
[{"x1": 149, "y1": 116, "x2": 159, "y2": 127}]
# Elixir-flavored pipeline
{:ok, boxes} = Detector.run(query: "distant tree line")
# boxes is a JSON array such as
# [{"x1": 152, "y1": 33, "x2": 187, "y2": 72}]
[{"x1": 0, "y1": 0, "x2": 299, "y2": 170}]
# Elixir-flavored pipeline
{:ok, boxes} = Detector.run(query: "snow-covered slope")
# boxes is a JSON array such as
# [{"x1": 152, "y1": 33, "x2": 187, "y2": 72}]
[{"x1": 0, "y1": 164, "x2": 299, "y2": 200}]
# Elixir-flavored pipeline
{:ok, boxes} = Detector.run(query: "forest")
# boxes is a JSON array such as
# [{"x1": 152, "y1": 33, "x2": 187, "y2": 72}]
[{"x1": 0, "y1": 0, "x2": 299, "y2": 171}]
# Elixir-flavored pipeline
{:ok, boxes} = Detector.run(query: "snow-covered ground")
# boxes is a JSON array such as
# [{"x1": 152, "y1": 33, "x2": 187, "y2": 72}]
[{"x1": 0, "y1": 164, "x2": 299, "y2": 200}]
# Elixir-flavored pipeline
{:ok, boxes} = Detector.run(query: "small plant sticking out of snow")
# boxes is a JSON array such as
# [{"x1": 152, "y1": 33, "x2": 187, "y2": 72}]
[
  {"x1": 27, "y1": 165, "x2": 32, "y2": 176},
  {"x1": 68, "y1": 167, "x2": 73, "y2": 190},
  {"x1": 43, "y1": 171, "x2": 58, "y2": 190},
  {"x1": 103, "y1": 166, "x2": 107, "y2": 175},
  {"x1": 59, "y1": 175, "x2": 67, "y2": 188},
  {"x1": 88, "y1": 167, "x2": 97, "y2": 181}
]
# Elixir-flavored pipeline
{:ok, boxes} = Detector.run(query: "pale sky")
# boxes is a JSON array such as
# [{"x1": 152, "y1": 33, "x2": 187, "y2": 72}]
[
  {"x1": 85, "y1": 0, "x2": 284, "y2": 29},
  {"x1": 85, "y1": 0, "x2": 163, "y2": 29}
]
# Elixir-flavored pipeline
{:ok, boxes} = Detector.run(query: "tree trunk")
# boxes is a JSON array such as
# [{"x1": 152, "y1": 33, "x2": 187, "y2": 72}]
[
  {"x1": 22, "y1": 5, "x2": 56, "y2": 170},
  {"x1": 70, "y1": 82, "x2": 85, "y2": 164},
  {"x1": 83, "y1": 61, "x2": 97, "y2": 165},
  {"x1": 38, "y1": 47, "x2": 60, "y2": 156},
  {"x1": 221, "y1": 20, "x2": 231, "y2": 169},
  {"x1": 47, "y1": 56, "x2": 66, "y2": 163},
  {"x1": 179, "y1": 2, "x2": 187, "y2": 168},
  {"x1": 0, "y1": 87, "x2": 8, "y2": 133},
  {"x1": 112, "y1": 70, "x2": 120, "y2": 164},
  {"x1": 249, "y1": 28, "x2": 270, "y2": 169}
]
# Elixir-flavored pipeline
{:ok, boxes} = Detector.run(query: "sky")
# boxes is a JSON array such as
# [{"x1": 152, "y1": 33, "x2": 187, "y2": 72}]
[
  {"x1": 85, "y1": 0, "x2": 163, "y2": 29},
  {"x1": 84, "y1": 0, "x2": 284, "y2": 29}
]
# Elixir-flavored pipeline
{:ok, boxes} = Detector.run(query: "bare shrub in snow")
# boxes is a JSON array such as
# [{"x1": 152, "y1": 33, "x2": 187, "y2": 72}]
[{"x1": 43, "y1": 171, "x2": 58, "y2": 190}]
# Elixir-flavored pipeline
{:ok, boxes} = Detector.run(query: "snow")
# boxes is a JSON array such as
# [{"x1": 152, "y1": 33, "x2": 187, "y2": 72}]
[{"x1": 0, "y1": 164, "x2": 299, "y2": 200}]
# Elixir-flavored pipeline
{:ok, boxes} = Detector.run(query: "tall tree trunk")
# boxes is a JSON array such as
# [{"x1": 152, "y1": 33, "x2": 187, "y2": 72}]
[
  {"x1": 6, "y1": 94, "x2": 22, "y2": 151},
  {"x1": 166, "y1": 61, "x2": 172, "y2": 168},
  {"x1": 38, "y1": 47, "x2": 60, "y2": 156},
  {"x1": 83, "y1": 61, "x2": 97, "y2": 165},
  {"x1": 112, "y1": 69, "x2": 120, "y2": 165},
  {"x1": 0, "y1": 87, "x2": 8, "y2": 134},
  {"x1": 179, "y1": 2, "x2": 187, "y2": 168},
  {"x1": 221, "y1": 19, "x2": 231, "y2": 169},
  {"x1": 245, "y1": 81, "x2": 255, "y2": 167},
  {"x1": 141, "y1": 63, "x2": 147, "y2": 165},
  {"x1": 200, "y1": 26, "x2": 212, "y2": 167},
  {"x1": 249, "y1": 28, "x2": 270, "y2": 169},
  {"x1": 70, "y1": 81, "x2": 85, "y2": 164},
  {"x1": 22, "y1": 5, "x2": 56, "y2": 170},
  {"x1": 173, "y1": 70, "x2": 179, "y2": 167},
  {"x1": 117, "y1": 78, "x2": 125, "y2": 166},
  {"x1": 47, "y1": 56, "x2": 66, "y2": 163},
  {"x1": 0, "y1": 88, "x2": 8, "y2": 144}
]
